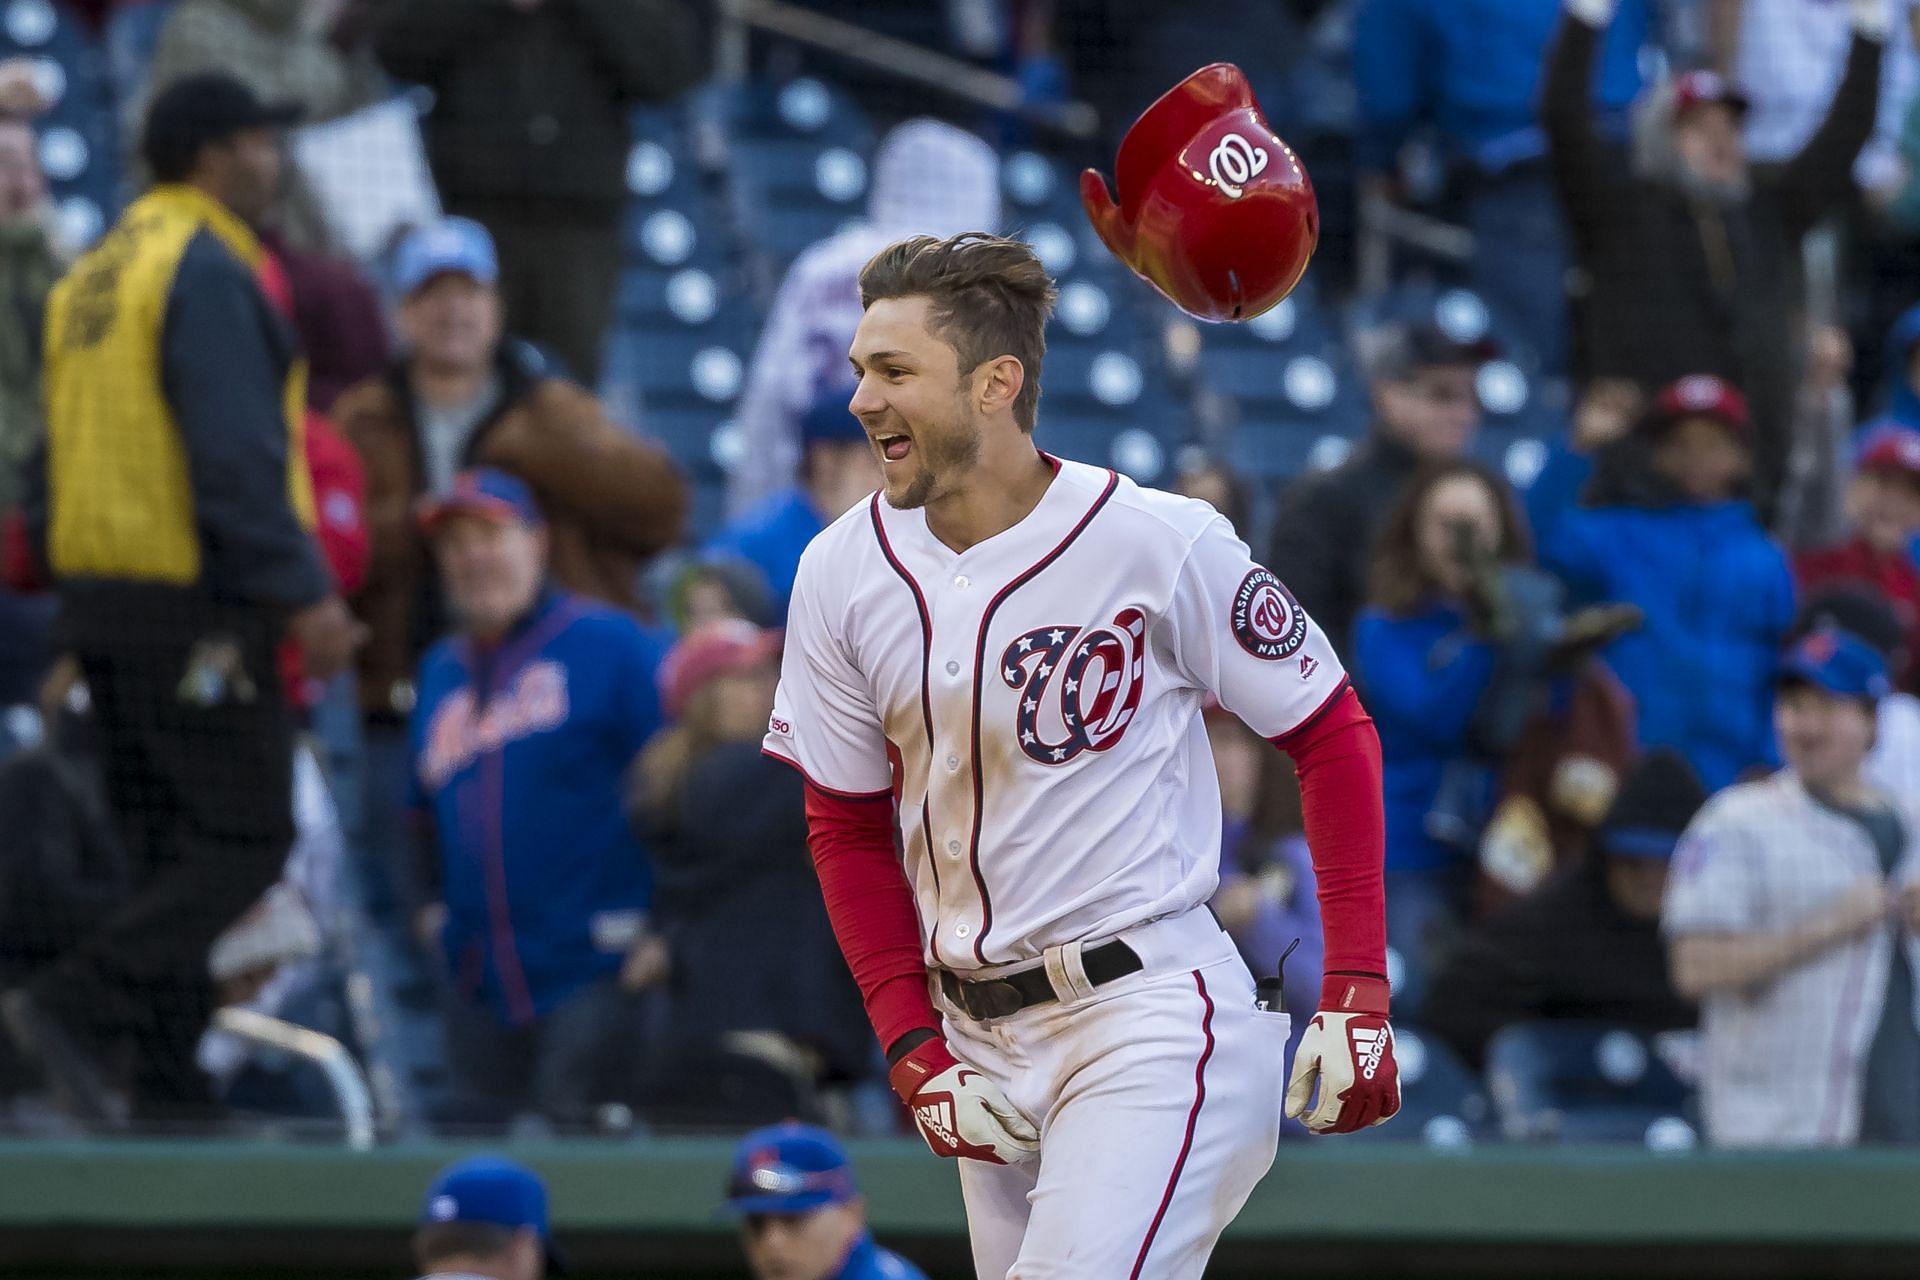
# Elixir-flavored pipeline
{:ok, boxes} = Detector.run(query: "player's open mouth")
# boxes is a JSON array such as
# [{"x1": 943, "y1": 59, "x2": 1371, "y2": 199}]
[{"x1": 875, "y1": 433, "x2": 912, "y2": 463}]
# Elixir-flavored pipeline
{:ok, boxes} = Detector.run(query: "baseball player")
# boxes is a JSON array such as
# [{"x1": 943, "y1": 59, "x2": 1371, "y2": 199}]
[
  {"x1": 724, "y1": 1122, "x2": 928, "y2": 1280},
  {"x1": 412, "y1": 1155, "x2": 565, "y2": 1280},
  {"x1": 763, "y1": 227, "x2": 1396, "y2": 1278},
  {"x1": 1664, "y1": 629, "x2": 1920, "y2": 1146}
]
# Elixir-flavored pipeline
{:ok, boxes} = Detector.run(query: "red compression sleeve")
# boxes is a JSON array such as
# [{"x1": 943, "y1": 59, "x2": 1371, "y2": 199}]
[
  {"x1": 802, "y1": 780, "x2": 939, "y2": 1052},
  {"x1": 1270, "y1": 684, "x2": 1388, "y2": 995}
]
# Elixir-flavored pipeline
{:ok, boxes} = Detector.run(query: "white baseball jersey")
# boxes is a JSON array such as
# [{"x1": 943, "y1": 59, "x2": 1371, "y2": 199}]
[
  {"x1": 762, "y1": 456, "x2": 1348, "y2": 971},
  {"x1": 1663, "y1": 770, "x2": 1920, "y2": 1147}
]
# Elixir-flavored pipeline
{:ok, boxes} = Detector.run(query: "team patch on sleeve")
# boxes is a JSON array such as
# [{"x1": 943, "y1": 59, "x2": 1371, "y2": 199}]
[{"x1": 1230, "y1": 568, "x2": 1308, "y2": 660}]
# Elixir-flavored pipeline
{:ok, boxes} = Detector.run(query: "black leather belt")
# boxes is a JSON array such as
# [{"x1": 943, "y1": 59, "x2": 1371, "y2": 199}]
[{"x1": 937, "y1": 940, "x2": 1142, "y2": 1020}]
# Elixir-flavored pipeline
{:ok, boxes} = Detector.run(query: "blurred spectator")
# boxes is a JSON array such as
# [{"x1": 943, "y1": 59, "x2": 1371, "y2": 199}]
[
  {"x1": 339, "y1": 217, "x2": 683, "y2": 912},
  {"x1": 664, "y1": 554, "x2": 776, "y2": 633},
  {"x1": 728, "y1": 118, "x2": 1001, "y2": 515},
  {"x1": 1544, "y1": 376, "x2": 1795, "y2": 790},
  {"x1": 723, "y1": 1122, "x2": 930, "y2": 1280},
  {"x1": 1204, "y1": 702, "x2": 1322, "y2": 1064},
  {"x1": 0, "y1": 108, "x2": 64, "y2": 736},
  {"x1": 144, "y1": 0, "x2": 386, "y2": 252},
  {"x1": 412, "y1": 1155, "x2": 563, "y2": 1280},
  {"x1": 633, "y1": 621, "x2": 870, "y2": 1098},
  {"x1": 259, "y1": 228, "x2": 390, "y2": 413},
  {"x1": 1795, "y1": 423, "x2": 1920, "y2": 690},
  {"x1": 375, "y1": 0, "x2": 709, "y2": 384},
  {"x1": 1665, "y1": 628, "x2": 1920, "y2": 1146},
  {"x1": 1775, "y1": 325, "x2": 1858, "y2": 552},
  {"x1": 1424, "y1": 749, "x2": 1705, "y2": 1071},
  {"x1": 1878, "y1": 302, "x2": 1920, "y2": 430},
  {"x1": 1793, "y1": 584, "x2": 1920, "y2": 803},
  {"x1": 410, "y1": 469, "x2": 666, "y2": 1128},
  {"x1": 1545, "y1": 0, "x2": 1885, "y2": 513},
  {"x1": 1268, "y1": 321, "x2": 1492, "y2": 658},
  {"x1": 1353, "y1": 0, "x2": 1656, "y2": 373},
  {"x1": 1355, "y1": 458, "x2": 1636, "y2": 1011},
  {"x1": 1173, "y1": 458, "x2": 1252, "y2": 541},
  {"x1": 1713, "y1": 0, "x2": 1920, "y2": 200},
  {"x1": 707, "y1": 387, "x2": 880, "y2": 623},
  {"x1": 9, "y1": 72, "x2": 361, "y2": 1123},
  {"x1": 1522, "y1": 377, "x2": 1644, "y2": 549}
]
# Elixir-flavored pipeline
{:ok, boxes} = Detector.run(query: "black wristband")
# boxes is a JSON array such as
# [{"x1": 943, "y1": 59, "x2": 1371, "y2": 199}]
[{"x1": 885, "y1": 1027, "x2": 938, "y2": 1067}]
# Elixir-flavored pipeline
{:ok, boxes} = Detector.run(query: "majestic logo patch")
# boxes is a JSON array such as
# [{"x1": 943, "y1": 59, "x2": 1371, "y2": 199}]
[
  {"x1": 1299, "y1": 654, "x2": 1319, "y2": 680},
  {"x1": 1231, "y1": 568, "x2": 1308, "y2": 660},
  {"x1": 1001, "y1": 607, "x2": 1148, "y2": 766}
]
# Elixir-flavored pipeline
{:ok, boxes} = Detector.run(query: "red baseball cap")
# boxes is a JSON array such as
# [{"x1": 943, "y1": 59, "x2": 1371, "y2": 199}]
[
  {"x1": 1650, "y1": 374, "x2": 1750, "y2": 437},
  {"x1": 417, "y1": 468, "x2": 544, "y2": 534},
  {"x1": 1856, "y1": 421, "x2": 1920, "y2": 480},
  {"x1": 1672, "y1": 70, "x2": 1750, "y2": 119},
  {"x1": 658, "y1": 619, "x2": 784, "y2": 720}
]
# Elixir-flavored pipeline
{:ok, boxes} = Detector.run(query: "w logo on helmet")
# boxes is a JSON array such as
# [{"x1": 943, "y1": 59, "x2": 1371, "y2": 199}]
[{"x1": 1001, "y1": 608, "x2": 1148, "y2": 766}]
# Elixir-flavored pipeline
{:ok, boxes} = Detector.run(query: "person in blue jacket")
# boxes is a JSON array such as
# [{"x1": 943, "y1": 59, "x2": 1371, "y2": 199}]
[
  {"x1": 1352, "y1": 458, "x2": 1539, "y2": 1013},
  {"x1": 705, "y1": 383, "x2": 881, "y2": 622},
  {"x1": 1543, "y1": 375, "x2": 1795, "y2": 792},
  {"x1": 725, "y1": 1122, "x2": 927, "y2": 1280},
  {"x1": 409, "y1": 468, "x2": 667, "y2": 1127}
]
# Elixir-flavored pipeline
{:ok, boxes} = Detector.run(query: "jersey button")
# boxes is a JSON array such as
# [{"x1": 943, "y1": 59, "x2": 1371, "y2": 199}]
[
  {"x1": 945, "y1": 660, "x2": 960, "y2": 676},
  {"x1": 954, "y1": 575, "x2": 971, "y2": 589},
  {"x1": 955, "y1": 923, "x2": 971, "y2": 938},
  {"x1": 946, "y1": 839, "x2": 960, "y2": 855},
  {"x1": 946, "y1": 755, "x2": 960, "y2": 771}
]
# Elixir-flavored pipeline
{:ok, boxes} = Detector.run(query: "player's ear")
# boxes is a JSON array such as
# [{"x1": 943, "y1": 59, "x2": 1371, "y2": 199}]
[{"x1": 977, "y1": 354, "x2": 1024, "y2": 421}]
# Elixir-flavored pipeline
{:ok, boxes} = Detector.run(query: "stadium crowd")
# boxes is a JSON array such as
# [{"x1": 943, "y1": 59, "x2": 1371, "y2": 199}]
[{"x1": 0, "y1": 0, "x2": 1916, "y2": 1152}]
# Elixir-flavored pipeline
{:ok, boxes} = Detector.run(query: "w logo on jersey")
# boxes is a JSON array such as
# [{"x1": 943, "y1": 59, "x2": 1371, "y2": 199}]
[{"x1": 1000, "y1": 607, "x2": 1148, "y2": 766}]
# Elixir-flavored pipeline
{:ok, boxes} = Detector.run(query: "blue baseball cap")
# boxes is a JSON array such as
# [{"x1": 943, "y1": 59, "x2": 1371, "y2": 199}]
[
  {"x1": 723, "y1": 1123, "x2": 858, "y2": 1216},
  {"x1": 1776, "y1": 628, "x2": 1890, "y2": 703},
  {"x1": 800, "y1": 382, "x2": 867, "y2": 447},
  {"x1": 396, "y1": 216, "x2": 499, "y2": 295},
  {"x1": 420, "y1": 1157, "x2": 566, "y2": 1272},
  {"x1": 418, "y1": 467, "x2": 544, "y2": 533}
]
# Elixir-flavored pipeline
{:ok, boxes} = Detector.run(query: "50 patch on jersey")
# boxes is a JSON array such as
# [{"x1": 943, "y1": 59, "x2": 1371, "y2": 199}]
[
  {"x1": 1231, "y1": 568, "x2": 1308, "y2": 660},
  {"x1": 1000, "y1": 608, "x2": 1147, "y2": 766}
]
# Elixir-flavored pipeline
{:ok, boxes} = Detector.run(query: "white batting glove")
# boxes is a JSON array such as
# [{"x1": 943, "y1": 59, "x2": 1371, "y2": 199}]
[
  {"x1": 1564, "y1": 0, "x2": 1619, "y2": 28},
  {"x1": 1851, "y1": 0, "x2": 1893, "y2": 41},
  {"x1": 889, "y1": 1037, "x2": 1039, "y2": 1164},
  {"x1": 1284, "y1": 974, "x2": 1402, "y2": 1135}
]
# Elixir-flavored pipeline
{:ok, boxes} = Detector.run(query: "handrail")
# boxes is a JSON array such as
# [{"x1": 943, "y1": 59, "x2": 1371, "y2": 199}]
[
  {"x1": 715, "y1": 0, "x2": 1100, "y2": 139},
  {"x1": 209, "y1": 1008, "x2": 376, "y2": 1151}
]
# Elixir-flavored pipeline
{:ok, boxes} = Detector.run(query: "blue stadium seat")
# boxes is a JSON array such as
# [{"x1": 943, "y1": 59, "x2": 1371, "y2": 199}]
[
  {"x1": 722, "y1": 75, "x2": 876, "y2": 151},
  {"x1": 1206, "y1": 346, "x2": 1367, "y2": 436},
  {"x1": 2, "y1": 0, "x2": 119, "y2": 245},
  {"x1": 1342, "y1": 1027, "x2": 1491, "y2": 1146},
  {"x1": 1353, "y1": 281, "x2": 1545, "y2": 379},
  {"x1": 1036, "y1": 413, "x2": 1174, "y2": 484},
  {"x1": 1226, "y1": 420, "x2": 1350, "y2": 482},
  {"x1": 1044, "y1": 341, "x2": 1164, "y2": 419},
  {"x1": 1486, "y1": 1022, "x2": 1694, "y2": 1143}
]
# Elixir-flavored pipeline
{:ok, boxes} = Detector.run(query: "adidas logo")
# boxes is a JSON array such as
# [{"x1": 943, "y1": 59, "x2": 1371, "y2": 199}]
[
  {"x1": 916, "y1": 1099, "x2": 960, "y2": 1149},
  {"x1": 1351, "y1": 1025, "x2": 1390, "y2": 1080}
]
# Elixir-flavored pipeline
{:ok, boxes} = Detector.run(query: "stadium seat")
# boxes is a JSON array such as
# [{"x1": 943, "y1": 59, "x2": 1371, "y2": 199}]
[
  {"x1": 1226, "y1": 419, "x2": 1349, "y2": 482},
  {"x1": 1037, "y1": 413, "x2": 1173, "y2": 484},
  {"x1": 2, "y1": 0, "x2": 119, "y2": 246},
  {"x1": 721, "y1": 75, "x2": 875, "y2": 152},
  {"x1": 1486, "y1": 1021, "x2": 1694, "y2": 1143}
]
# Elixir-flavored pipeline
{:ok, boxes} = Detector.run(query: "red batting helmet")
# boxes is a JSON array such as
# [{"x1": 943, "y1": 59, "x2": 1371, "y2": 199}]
[{"x1": 1081, "y1": 63, "x2": 1317, "y2": 324}]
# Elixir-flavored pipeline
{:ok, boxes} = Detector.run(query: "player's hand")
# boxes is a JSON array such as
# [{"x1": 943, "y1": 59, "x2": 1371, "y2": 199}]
[
  {"x1": 889, "y1": 1037, "x2": 1038, "y2": 1164},
  {"x1": 1284, "y1": 974, "x2": 1401, "y2": 1135},
  {"x1": 1813, "y1": 877, "x2": 1896, "y2": 948}
]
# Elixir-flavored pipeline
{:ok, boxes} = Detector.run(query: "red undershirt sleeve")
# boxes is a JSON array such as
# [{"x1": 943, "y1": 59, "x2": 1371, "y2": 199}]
[
  {"x1": 1269, "y1": 684, "x2": 1388, "y2": 983},
  {"x1": 803, "y1": 780, "x2": 938, "y2": 1052}
]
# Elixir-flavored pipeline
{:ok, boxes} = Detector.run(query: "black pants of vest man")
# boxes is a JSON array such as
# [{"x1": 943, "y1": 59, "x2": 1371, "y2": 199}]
[{"x1": 23, "y1": 616, "x2": 294, "y2": 1121}]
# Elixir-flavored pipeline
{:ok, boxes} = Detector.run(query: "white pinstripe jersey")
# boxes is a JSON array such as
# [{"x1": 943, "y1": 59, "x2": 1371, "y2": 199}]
[
  {"x1": 763, "y1": 456, "x2": 1347, "y2": 971},
  {"x1": 1663, "y1": 770, "x2": 1920, "y2": 1146}
]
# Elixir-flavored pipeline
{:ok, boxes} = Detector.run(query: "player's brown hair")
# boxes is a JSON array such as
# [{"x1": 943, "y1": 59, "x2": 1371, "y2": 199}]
[
  {"x1": 1367, "y1": 458, "x2": 1533, "y2": 617},
  {"x1": 411, "y1": 1221, "x2": 520, "y2": 1270},
  {"x1": 858, "y1": 232, "x2": 1058, "y2": 433}
]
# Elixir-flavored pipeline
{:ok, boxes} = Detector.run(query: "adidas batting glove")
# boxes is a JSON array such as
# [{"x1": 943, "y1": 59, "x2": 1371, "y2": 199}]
[
  {"x1": 1284, "y1": 973, "x2": 1401, "y2": 1135},
  {"x1": 889, "y1": 1037, "x2": 1039, "y2": 1164}
]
